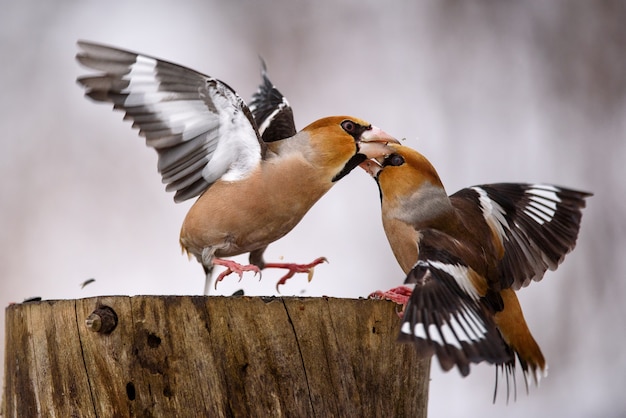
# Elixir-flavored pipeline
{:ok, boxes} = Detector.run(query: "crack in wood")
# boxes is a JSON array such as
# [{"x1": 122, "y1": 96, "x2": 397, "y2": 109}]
[
  {"x1": 3, "y1": 296, "x2": 429, "y2": 417},
  {"x1": 281, "y1": 297, "x2": 316, "y2": 416}
]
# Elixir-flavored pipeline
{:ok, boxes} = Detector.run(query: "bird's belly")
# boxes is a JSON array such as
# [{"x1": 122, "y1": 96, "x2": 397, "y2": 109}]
[{"x1": 179, "y1": 194, "x2": 307, "y2": 259}]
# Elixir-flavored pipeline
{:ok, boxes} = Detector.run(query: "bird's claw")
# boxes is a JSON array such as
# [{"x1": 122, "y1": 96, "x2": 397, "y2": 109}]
[
  {"x1": 212, "y1": 258, "x2": 262, "y2": 289},
  {"x1": 267, "y1": 257, "x2": 328, "y2": 292},
  {"x1": 368, "y1": 286, "x2": 413, "y2": 317}
]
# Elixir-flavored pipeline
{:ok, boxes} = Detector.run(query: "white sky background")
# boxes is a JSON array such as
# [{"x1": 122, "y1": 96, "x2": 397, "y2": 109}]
[{"x1": 1, "y1": 1, "x2": 625, "y2": 416}]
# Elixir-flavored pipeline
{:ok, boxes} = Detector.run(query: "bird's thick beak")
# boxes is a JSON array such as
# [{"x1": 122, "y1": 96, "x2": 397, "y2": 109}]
[
  {"x1": 357, "y1": 125, "x2": 398, "y2": 178},
  {"x1": 358, "y1": 125, "x2": 400, "y2": 159},
  {"x1": 359, "y1": 158, "x2": 383, "y2": 178}
]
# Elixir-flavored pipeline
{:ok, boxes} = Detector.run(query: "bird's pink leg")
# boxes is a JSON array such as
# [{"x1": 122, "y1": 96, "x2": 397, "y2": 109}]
[
  {"x1": 213, "y1": 258, "x2": 262, "y2": 289},
  {"x1": 369, "y1": 286, "x2": 413, "y2": 316},
  {"x1": 264, "y1": 257, "x2": 328, "y2": 292}
]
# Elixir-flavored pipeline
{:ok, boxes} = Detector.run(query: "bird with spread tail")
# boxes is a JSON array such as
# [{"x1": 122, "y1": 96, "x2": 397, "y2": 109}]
[
  {"x1": 360, "y1": 144, "x2": 590, "y2": 400},
  {"x1": 76, "y1": 41, "x2": 399, "y2": 294}
]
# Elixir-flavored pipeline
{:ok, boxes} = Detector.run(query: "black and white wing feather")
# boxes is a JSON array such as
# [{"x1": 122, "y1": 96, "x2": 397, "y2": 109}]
[
  {"x1": 398, "y1": 235, "x2": 512, "y2": 377},
  {"x1": 76, "y1": 40, "x2": 263, "y2": 203},
  {"x1": 461, "y1": 183, "x2": 591, "y2": 289},
  {"x1": 248, "y1": 58, "x2": 296, "y2": 143}
]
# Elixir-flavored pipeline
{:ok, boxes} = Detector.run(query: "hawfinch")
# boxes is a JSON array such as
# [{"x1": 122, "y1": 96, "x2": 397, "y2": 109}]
[
  {"x1": 361, "y1": 144, "x2": 590, "y2": 398},
  {"x1": 76, "y1": 41, "x2": 399, "y2": 294}
]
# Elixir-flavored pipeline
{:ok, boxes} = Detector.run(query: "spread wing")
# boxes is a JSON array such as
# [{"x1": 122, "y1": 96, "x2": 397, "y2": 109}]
[
  {"x1": 76, "y1": 40, "x2": 263, "y2": 202},
  {"x1": 248, "y1": 58, "x2": 296, "y2": 142},
  {"x1": 458, "y1": 183, "x2": 591, "y2": 289},
  {"x1": 398, "y1": 231, "x2": 512, "y2": 377}
]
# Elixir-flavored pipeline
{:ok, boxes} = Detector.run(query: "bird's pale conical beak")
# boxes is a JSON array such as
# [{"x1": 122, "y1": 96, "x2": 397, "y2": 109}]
[{"x1": 358, "y1": 125, "x2": 400, "y2": 160}]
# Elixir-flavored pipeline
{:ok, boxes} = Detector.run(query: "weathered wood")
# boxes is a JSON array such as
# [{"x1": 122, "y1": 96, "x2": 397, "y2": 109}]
[{"x1": 3, "y1": 296, "x2": 430, "y2": 417}]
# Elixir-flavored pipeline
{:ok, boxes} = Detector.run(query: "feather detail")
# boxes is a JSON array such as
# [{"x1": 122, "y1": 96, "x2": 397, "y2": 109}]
[
  {"x1": 466, "y1": 183, "x2": 591, "y2": 289},
  {"x1": 249, "y1": 58, "x2": 296, "y2": 143},
  {"x1": 398, "y1": 255, "x2": 512, "y2": 377},
  {"x1": 77, "y1": 40, "x2": 262, "y2": 202}
]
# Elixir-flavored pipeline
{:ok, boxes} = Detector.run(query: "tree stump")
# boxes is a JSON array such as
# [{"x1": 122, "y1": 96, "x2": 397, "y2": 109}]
[{"x1": 3, "y1": 296, "x2": 430, "y2": 417}]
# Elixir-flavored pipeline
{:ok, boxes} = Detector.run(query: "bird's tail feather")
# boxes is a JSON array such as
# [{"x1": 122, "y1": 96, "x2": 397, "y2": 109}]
[{"x1": 493, "y1": 288, "x2": 547, "y2": 402}]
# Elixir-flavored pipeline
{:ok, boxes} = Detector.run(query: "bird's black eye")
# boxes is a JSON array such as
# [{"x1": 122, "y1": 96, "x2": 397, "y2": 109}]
[
  {"x1": 341, "y1": 120, "x2": 356, "y2": 134},
  {"x1": 385, "y1": 153, "x2": 405, "y2": 167}
]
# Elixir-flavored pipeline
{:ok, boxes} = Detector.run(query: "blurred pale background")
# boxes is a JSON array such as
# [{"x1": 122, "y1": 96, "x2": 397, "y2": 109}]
[{"x1": 1, "y1": 1, "x2": 624, "y2": 416}]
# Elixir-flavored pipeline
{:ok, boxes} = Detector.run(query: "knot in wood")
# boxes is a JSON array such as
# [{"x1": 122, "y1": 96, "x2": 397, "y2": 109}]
[{"x1": 85, "y1": 305, "x2": 118, "y2": 334}]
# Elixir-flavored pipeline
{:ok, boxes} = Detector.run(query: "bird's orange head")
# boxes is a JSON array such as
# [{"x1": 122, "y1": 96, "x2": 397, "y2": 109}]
[
  {"x1": 359, "y1": 144, "x2": 454, "y2": 230},
  {"x1": 299, "y1": 116, "x2": 399, "y2": 182},
  {"x1": 361, "y1": 144, "x2": 445, "y2": 200}
]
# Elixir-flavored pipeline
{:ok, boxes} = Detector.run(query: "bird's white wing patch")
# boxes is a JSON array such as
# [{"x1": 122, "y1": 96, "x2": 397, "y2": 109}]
[
  {"x1": 471, "y1": 186, "x2": 510, "y2": 248},
  {"x1": 399, "y1": 257, "x2": 510, "y2": 376},
  {"x1": 424, "y1": 260, "x2": 481, "y2": 301},
  {"x1": 465, "y1": 183, "x2": 589, "y2": 289},
  {"x1": 77, "y1": 41, "x2": 262, "y2": 202},
  {"x1": 523, "y1": 184, "x2": 560, "y2": 225}
]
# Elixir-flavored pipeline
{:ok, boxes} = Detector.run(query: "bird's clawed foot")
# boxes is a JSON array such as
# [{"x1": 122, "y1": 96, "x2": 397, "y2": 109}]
[
  {"x1": 213, "y1": 258, "x2": 262, "y2": 289},
  {"x1": 265, "y1": 257, "x2": 328, "y2": 292},
  {"x1": 369, "y1": 285, "x2": 413, "y2": 317}
]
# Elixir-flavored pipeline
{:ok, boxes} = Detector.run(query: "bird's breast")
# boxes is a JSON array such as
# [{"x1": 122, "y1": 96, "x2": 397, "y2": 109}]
[
  {"x1": 179, "y1": 162, "x2": 332, "y2": 259},
  {"x1": 381, "y1": 216, "x2": 420, "y2": 274}
]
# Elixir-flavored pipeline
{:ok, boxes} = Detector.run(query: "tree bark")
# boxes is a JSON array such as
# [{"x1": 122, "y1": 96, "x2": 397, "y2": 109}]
[{"x1": 3, "y1": 296, "x2": 430, "y2": 417}]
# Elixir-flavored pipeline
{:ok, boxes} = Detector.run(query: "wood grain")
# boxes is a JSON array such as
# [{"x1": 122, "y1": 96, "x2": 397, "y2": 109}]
[{"x1": 3, "y1": 296, "x2": 430, "y2": 417}]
